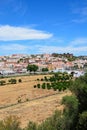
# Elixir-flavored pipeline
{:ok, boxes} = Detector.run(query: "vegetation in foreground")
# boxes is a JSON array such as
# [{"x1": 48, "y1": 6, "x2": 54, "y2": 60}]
[{"x1": 0, "y1": 72, "x2": 87, "y2": 130}]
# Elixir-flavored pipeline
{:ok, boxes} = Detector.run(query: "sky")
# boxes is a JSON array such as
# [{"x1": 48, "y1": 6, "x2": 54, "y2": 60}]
[{"x1": 0, "y1": 0, "x2": 87, "y2": 56}]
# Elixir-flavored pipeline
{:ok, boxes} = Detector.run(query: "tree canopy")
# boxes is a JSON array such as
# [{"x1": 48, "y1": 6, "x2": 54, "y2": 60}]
[
  {"x1": 42, "y1": 68, "x2": 48, "y2": 72},
  {"x1": 27, "y1": 64, "x2": 38, "y2": 73}
]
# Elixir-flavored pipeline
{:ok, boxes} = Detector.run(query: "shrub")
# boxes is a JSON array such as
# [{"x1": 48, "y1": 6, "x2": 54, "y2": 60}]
[
  {"x1": 77, "y1": 111, "x2": 87, "y2": 130},
  {"x1": 34, "y1": 85, "x2": 37, "y2": 88},
  {"x1": 42, "y1": 83, "x2": 46, "y2": 89},
  {"x1": 44, "y1": 76, "x2": 48, "y2": 81},
  {"x1": 37, "y1": 84, "x2": 40, "y2": 88},
  {"x1": 18, "y1": 79, "x2": 22, "y2": 83},
  {"x1": 41, "y1": 78, "x2": 44, "y2": 81},
  {"x1": 0, "y1": 80, "x2": 6, "y2": 85},
  {"x1": 9, "y1": 79, "x2": 17, "y2": 84},
  {"x1": 47, "y1": 83, "x2": 51, "y2": 90},
  {"x1": 0, "y1": 115, "x2": 21, "y2": 130},
  {"x1": 42, "y1": 68, "x2": 48, "y2": 72},
  {"x1": 53, "y1": 86, "x2": 57, "y2": 91},
  {"x1": 18, "y1": 99, "x2": 21, "y2": 103},
  {"x1": 26, "y1": 98, "x2": 29, "y2": 102}
]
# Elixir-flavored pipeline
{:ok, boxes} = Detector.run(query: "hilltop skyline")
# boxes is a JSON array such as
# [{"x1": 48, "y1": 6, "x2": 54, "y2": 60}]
[{"x1": 0, "y1": 0, "x2": 87, "y2": 56}]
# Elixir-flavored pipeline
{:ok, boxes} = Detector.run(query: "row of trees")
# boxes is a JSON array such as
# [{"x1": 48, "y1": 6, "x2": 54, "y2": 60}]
[
  {"x1": 35, "y1": 72, "x2": 72, "y2": 91},
  {"x1": 37, "y1": 72, "x2": 73, "y2": 82},
  {"x1": 52, "y1": 53, "x2": 77, "y2": 61},
  {"x1": 34, "y1": 81, "x2": 70, "y2": 91},
  {"x1": 0, "y1": 78, "x2": 22, "y2": 86}
]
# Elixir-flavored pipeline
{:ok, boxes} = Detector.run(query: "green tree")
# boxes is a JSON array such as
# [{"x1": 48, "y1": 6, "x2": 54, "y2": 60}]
[
  {"x1": 37, "y1": 84, "x2": 40, "y2": 88},
  {"x1": 27, "y1": 64, "x2": 38, "y2": 73},
  {"x1": 42, "y1": 68, "x2": 48, "y2": 72},
  {"x1": 33, "y1": 65, "x2": 38, "y2": 73},
  {"x1": 62, "y1": 95, "x2": 79, "y2": 130},
  {"x1": 41, "y1": 83, "x2": 46, "y2": 89},
  {"x1": 77, "y1": 111, "x2": 87, "y2": 130},
  {"x1": 70, "y1": 73, "x2": 87, "y2": 112},
  {"x1": 27, "y1": 64, "x2": 33, "y2": 72},
  {"x1": 47, "y1": 83, "x2": 51, "y2": 90}
]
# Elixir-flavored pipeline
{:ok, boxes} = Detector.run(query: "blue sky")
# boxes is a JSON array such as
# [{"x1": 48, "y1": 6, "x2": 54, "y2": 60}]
[{"x1": 0, "y1": 0, "x2": 87, "y2": 56}]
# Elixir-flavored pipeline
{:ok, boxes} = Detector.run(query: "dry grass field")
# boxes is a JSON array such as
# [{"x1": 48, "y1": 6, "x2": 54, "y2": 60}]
[{"x1": 0, "y1": 75, "x2": 71, "y2": 128}]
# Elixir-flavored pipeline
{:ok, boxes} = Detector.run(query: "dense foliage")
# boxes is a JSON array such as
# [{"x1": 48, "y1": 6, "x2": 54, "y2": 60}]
[
  {"x1": 27, "y1": 64, "x2": 38, "y2": 73},
  {"x1": 42, "y1": 68, "x2": 48, "y2": 72},
  {"x1": 35, "y1": 72, "x2": 72, "y2": 91}
]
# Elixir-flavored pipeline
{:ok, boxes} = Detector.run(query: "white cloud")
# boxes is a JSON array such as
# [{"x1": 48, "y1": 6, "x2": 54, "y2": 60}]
[
  {"x1": 0, "y1": 44, "x2": 27, "y2": 51},
  {"x1": 0, "y1": 25, "x2": 53, "y2": 41},
  {"x1": 70, "y1": 38, "x2": 87, "y2": 45}
]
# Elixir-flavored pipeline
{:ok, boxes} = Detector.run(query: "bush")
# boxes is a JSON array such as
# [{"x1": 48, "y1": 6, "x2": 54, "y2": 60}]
[
  {"x1": 41, "y1": 78, "x2": 44, "y2": 81},
  {"x1": 18, "y1": 79, "x2": 22, "y2": 83},
  {"x1": 0, "y1": 116, "x2": 21, "y2": 130},
  {"x1": 0, "y1": 80, "x2": 6, "y2": 86},
  {"x1": 77, "y1": 111, "x2": 87, "y2": 130},
  {"x1": 44, "y1": 76, "x2": 48, "y2": 81},
  {"x1": 42, "y1": 68, "x2": 48, "y2": 72},
  {"x1": 9, "y1": 79, "x2": 17, "y2": 84},
  {"x1": 26, "y1": 98, "x2": 29, "y2": 102},
  {"x1": 37, "y1": 84, "x2": 40, "y2": 88},
  {"x1": 47, "y1": 83, "x2": 51, "y2": 90},
  {"x1": 70, "y1": 76, "x2": 87, "y2": 112},
  {"x1": 62, "y1": 95, "x2": 79, "y2": 130},
  {"x1": 49, "y1": 76, "x2": 56, "y2": 82},
  {"x1": 53, "y1": 86, "x2": 57, "y2": 91},
  {"x1": 42, "y1": 83, "x2": 46, "y2": 89},
  {"x1": 34, "y1": 85, "x2": 37, "y2": 88},
  {"x1": 18, "y1": 99, "x2": 21, "y2": 103}
]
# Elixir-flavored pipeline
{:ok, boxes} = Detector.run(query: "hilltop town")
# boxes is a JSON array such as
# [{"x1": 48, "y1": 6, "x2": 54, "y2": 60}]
[{"x1": 0, "y1": 53, "x2": 87, "y2": 76}]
